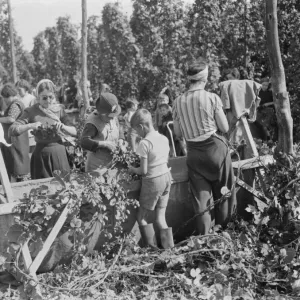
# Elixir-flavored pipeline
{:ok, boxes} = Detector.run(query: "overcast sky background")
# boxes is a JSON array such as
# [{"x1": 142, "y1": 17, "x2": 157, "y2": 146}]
[{"x1": 11, "y1": 0, "x2": 193, "y2": 52}]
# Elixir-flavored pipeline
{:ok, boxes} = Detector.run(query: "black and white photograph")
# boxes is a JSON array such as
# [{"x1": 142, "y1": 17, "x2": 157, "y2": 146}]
[{"x1": 0, "y1": 0, "x2": 298, "y2": 299}]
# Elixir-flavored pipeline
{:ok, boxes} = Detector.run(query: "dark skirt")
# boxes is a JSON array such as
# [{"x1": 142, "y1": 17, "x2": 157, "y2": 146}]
[
  {"x1": 31, "y1": 143, "x2": 70, "y2": 179},
  {"x1": 10, "y1": 132, "x2": 30, "y2": 177},
  {"x1": 186, "y1": 135, "x2": 236, "y2": 219},
  {"x1": 0, "y1": 144, "x2": 13, "y2": 178}
]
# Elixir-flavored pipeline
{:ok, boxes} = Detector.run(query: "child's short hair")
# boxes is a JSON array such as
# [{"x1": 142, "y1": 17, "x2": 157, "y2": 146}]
[
  {"x1": 15, "y1": 79, "x2": 31, "y2": 92},
  {"x1": 1, "y1": 83, "x2": 18, "y2": 98},
  {"x1": 261, "y1": 77, "x2": 270, "y2": 84},
  {"x1": 158, "y1": 93, "x2": 169, "y2": 104},
  {"x1": 224, "y1": 68, "x2": 240, "y2": 79},
  {"x1": 126, "y1": 97, "x2": 138, "y2": 110},
  {"x1": 130, "y1": 109, "x2": 152, "y2": 128},
  {"x1": 159, "y1": 103, "x2": 169, "y2": 110}
]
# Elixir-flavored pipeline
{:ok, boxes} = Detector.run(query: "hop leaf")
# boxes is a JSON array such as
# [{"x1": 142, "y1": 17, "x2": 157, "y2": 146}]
[
  {"x1": 190, "y1": 268, "x2": 200, "y2": 278},
  {"x1": 70, "y1": 218, "x2": 82, "y2": 228},
  {"x1": 220, "y1": 186, "x2": 230, "y2": 196},
  {"x1": 110, "y1": 198, "x2": 117, "y2": 206}
]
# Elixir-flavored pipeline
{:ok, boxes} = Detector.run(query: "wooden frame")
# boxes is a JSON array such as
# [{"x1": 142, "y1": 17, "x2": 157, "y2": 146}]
[{"x1": 0, "y1": 150, "x2": 75, "y2": 299}]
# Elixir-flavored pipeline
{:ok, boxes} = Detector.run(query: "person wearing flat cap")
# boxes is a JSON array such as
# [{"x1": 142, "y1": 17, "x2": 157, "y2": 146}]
[{"x1": 81, "y1": 92, "x2": 124, "y2": 174}]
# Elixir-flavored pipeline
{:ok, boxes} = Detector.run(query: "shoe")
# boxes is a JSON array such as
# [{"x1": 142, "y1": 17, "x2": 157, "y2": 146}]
[
  {"x1": 160, "y1": 227, "x2": 174, "y2": 249},
  {"x1": 139, "y1": 223, "x2": 157, "y2": 248}
]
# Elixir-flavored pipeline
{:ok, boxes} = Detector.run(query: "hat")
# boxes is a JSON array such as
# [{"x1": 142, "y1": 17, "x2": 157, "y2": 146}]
[{"x1": 96, "y1": 92, "x2": 121, "y2": 117}]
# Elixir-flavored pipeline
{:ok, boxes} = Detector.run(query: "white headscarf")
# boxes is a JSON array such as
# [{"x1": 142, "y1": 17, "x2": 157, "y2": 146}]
[
  {"x1": 36, "y1": 79, "x2": 56, "y2": 96},
  {"x1": 36, "y1": 79, "x2": 60, "y2": 122},
  {"x1": 187, "y1": 66, "x2": 209, "y2": 82}
]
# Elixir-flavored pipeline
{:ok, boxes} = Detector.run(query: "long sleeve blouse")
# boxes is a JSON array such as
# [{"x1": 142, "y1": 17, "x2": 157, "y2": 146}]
[{"x1": 10, "y1": 103, "x2": 72, "y2": 144}]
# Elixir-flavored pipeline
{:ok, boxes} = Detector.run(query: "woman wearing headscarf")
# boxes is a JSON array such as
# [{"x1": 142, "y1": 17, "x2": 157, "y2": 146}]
[
  {"x1": 80, "y1": 92, "x2": 124, "y2": 174},
  {"x1": 10, "y1": 79, "x2": 77, "y2": 179},
  {"x1": 172, "y1": 58, "x2": 236, "y2": 235},
  {"x1": 0, "y1": 83, "x2": 30, "y2": 181}
]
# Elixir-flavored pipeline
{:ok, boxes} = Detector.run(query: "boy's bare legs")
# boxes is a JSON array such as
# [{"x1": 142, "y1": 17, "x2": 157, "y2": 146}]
[
  {"x1": 137, "y1": 206, "x2": 168, "y2": 229},
  {"x1": 155, "y1": 207, "x2": 168, "y2": 230},
  {"x1": 136, "y1": 206, "x2": 150, "y2": 226}
]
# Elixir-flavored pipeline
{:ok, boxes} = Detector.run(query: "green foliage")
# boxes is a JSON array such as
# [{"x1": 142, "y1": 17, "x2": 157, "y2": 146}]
[
  {"x1": 3, "y1": 167, "x2": 139, "y2": 287},
  {"x1": 98, "y1": 3, "x2": 140, "y2": 105},
  {"x1": 87, "y1": 15, "x2": 101, "y2": 97},
  {"x1": 0, "y1": 2, "x2": 34, "y2": 84}
]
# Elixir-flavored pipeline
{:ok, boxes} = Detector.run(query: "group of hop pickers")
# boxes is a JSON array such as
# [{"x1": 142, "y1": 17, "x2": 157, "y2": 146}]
[{"x1": 0, "y1": 58, "x2": 237, "y2": 250}]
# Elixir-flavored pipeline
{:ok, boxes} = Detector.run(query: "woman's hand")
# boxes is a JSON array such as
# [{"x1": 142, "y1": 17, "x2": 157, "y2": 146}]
[
  {"x1": 30, "y1": 122, "x2": 42, "y2": 130},
  {"x1": 102, "y1": 141, "x2": 116, "y2": 152},
  {"x1": 54, "y1": 122, "x2": 64, "y2": 131}
]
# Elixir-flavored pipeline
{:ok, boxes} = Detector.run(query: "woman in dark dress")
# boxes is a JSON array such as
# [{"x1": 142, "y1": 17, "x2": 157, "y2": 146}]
[
  {"x1": 10, "y1": 79, "x2": 77, "y2": 179},
  {"x1": 0, "y1": 83, "x2": 30, "y2": 181}
]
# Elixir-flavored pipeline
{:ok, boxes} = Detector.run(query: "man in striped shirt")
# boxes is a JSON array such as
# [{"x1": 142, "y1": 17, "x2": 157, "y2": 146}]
[{"x1": 172, "y1": 58, "x2": 236, "y2": 235}]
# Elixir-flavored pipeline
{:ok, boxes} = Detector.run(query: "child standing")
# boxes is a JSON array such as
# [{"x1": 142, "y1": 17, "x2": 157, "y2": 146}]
[
  {"x1": 129, "y1": 109, "x2": 174, "y2": 249},
  {"x1": 124, "y1": 98, "x2": 139, "y2": 152},
  {"x1": 154, "y1": 93, "x2": 172, "y2": 133}
]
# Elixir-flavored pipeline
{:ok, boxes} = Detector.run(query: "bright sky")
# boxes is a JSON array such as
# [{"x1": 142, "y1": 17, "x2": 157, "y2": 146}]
[{"x1": 11, "y1": 0, "x2": 193, "y2": 52}]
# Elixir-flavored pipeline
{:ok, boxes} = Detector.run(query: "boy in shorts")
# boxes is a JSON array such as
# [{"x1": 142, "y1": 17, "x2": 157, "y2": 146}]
[{"x1": 129, "y1": 109, "x2": 174, "y2": 249}]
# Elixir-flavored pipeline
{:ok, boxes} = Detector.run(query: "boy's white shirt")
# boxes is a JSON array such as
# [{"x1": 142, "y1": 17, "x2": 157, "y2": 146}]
[{"x1": 136, "y1": 130, "x2": 170, "y2": 179}]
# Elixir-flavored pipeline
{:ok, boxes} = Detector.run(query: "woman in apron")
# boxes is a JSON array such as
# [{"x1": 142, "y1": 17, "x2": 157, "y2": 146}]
[{"x1": 81, "y1": 92, "x2": 124, "y2": 174}]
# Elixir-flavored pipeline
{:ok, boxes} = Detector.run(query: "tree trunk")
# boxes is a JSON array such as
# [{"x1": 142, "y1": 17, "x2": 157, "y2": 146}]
[
  {"x1": 265, "y1": 0, "x2": 294, "y2": 159},
  {"x1": 81, "y1": 0, "x2": 89, "y2": 114},
  {"x1": 7, "y1": 0, "x2": 17, "y2": 83}
]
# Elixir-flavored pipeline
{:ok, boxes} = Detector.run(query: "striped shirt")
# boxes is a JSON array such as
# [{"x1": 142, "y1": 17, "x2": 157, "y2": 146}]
[{"x1": 172, "y1": 87, "x2": 223, "y2": 141}]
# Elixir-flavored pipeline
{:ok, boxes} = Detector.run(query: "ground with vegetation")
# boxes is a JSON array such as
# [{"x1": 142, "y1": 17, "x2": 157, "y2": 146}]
[{"x1": 0, "y1": 141, "x2": 300, "y2": 299}]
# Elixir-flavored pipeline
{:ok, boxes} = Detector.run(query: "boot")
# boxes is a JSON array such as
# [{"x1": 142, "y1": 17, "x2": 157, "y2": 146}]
[
  {"x1": 160, "y1": 227, "x2": 174, "y2": 249},
  {"x1": 139, "y1": 223, "x2": 157, "y2": 248}
]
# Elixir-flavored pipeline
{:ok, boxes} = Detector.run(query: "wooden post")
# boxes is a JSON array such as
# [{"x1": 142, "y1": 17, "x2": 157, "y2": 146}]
[
  {"x1": 0, "y1": 151, "x2": 14, "y2": 203},
  {"x1": 243, "y1": 0, "x2": 248, "y2": 69},
  {"x1": 7, "y1": 0, "x2": 17, "y2": 83},
  {"x1": 81, "y1": 0, "x2": 89, "y2": 114},
  {"x1": 265, "y1": 0, "x2": 294, "y2": 157}
]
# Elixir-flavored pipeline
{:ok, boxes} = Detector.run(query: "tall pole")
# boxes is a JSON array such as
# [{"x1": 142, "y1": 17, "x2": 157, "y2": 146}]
[
  {"x1": 81, "y1": 0, "x2": 89, "y2": 114},
  {"x1": 244, "y1": 0, "x2": 248, "y2": 68},
  {"x1": 7, "y1": 0, "x2": 17, "y2": 83},
  {"x1": 265, "y1": 0, "x2": 294, "y2": 159}
]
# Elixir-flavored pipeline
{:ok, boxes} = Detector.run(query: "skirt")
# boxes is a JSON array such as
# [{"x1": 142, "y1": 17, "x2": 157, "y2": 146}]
[
  {"x1": 31, "y1": 143, "x2": 70, "y2": 179},
  {"x1": 10, "y1": 132, "x2": 30, "y2": 177},
  {"x1": 186, "y1": 134, "x2": 236, "y2": 216},
  {"x1": 0, "y1": 144, "x2": 13, "y2": 178}
]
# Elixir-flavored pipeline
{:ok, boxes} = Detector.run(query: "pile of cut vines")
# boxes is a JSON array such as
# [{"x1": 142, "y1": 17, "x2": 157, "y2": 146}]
[{"x1": 2, "y1": 142, "x2": 300, "y2": 299}]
